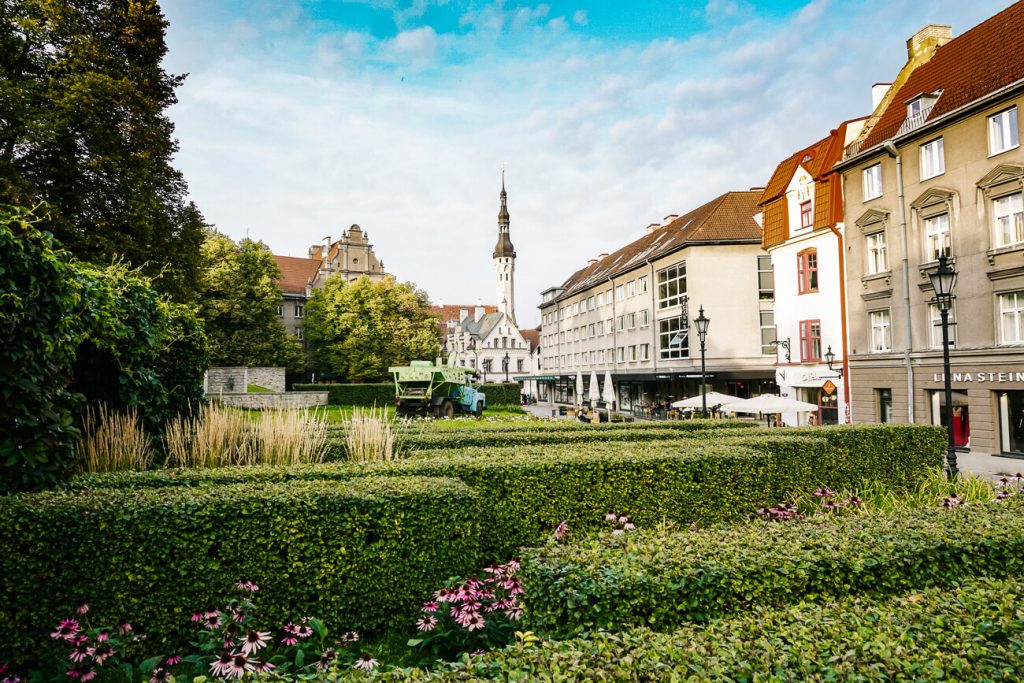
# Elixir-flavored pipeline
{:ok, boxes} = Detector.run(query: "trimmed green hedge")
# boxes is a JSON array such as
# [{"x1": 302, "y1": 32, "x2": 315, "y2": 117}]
[
  {"x1": 520, "y1": 499, "x2": 1024, "y2": 636},
  {"x1": 366, "y1": 576, "x2": 1024, "y2": 681},
  {"x1": 0, "y1": 476, "x2": 478, "y2": 663},
  {"x1": 479, "y1": 382, "x2": 521, "y2": 406},
  {"x1": 294, "y1": 382, "x2": 393, "y2": 406}
]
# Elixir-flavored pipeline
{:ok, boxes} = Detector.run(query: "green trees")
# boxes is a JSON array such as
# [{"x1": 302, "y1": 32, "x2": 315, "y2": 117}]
[
  {"x1": 306, "y1": 275, "x2": 440, "y2": 382},
  {"x1": 196, "y1": 233, "x2": 304, "y2": 372},
  {"x1": 0, "y1": 0, "x2": 204, "y2": 301}
]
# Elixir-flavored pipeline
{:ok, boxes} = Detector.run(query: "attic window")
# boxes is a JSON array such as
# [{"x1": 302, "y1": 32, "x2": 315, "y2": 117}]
[
  {"x1": 801, "y1": 154, "x2": 813, "y2": 163},
  {"x1": 908, "y1": 93, "x2": 939, "y2": 119}
]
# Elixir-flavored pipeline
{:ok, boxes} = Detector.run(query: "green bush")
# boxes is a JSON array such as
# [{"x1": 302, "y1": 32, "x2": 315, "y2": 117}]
[
  {"x1": 0, "y1": 476, "x2": 478, "y2": 663},
  {"x1": 368, "y1": 576, "x2": 1024, "y2": 681},
  {"x1": 520, "y1": 499, "x2": 1024, "y2": 636},
  {"x1": 294, "y1": 383, "x2": 394, "y2": 406},
  {"x1": 480, "y1": 382, "x2": 521, "y2": 406}
]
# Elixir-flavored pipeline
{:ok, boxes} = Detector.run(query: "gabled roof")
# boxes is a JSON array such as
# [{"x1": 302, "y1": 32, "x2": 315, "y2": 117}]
[
  {"x1": 553, "y1": 190, "x2": 763, "y2": 302},
  {"x1": 273, "y1": 255, "x2": 321, "y2": 295},
  {"x1": 519, "y1": 327, "x2": 540, "y2": 352},
  {"x1": 859, "y1": 2, "x2": 1024, "y2": 151},
  {"x1": 458, "y1": 311, "x2": 509, "y2": 340}
]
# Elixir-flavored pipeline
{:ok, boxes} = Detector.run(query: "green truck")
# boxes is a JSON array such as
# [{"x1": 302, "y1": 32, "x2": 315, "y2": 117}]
[{"x1": 389, "y1": 358, "x2": 487, "y2": 418}]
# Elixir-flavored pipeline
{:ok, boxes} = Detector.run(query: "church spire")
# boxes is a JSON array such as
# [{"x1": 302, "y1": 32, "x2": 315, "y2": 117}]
[
  {"x1": 498, "y1": 169, "x2": 510, "y2": 228},
  {"x1": 492, "y1": 172, "x2": 516, "y2": 325},
  {"x1": 493, "y1": 172, "x2": 515, "y2": 258}
]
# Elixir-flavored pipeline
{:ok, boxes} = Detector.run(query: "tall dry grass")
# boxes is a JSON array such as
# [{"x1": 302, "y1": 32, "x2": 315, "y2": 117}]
[
  {"x1": 163, "y1": 403, "x2": 328, "y2": 468},
  {"x1": 343, "y1": 405, "x2": 399, "y2": 462},
  {"x1": 75, "y1": 403, "x2": 155, "y2": 472}
]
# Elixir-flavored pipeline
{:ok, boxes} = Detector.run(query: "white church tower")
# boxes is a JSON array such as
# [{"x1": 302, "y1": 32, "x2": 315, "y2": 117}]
[{"x1": 492, "y1": 174, "x2": 517, "y2": 325}]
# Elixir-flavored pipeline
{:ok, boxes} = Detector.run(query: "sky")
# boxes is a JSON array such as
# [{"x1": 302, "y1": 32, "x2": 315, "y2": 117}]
[{"x1": 161, "y1": 0, "x2": 1015, "y2": 327}]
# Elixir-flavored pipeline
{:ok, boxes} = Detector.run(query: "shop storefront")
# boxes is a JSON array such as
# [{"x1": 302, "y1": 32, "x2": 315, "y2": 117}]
[{"x1": 776, "y1": 366, "x2": 846, "y2": 427}]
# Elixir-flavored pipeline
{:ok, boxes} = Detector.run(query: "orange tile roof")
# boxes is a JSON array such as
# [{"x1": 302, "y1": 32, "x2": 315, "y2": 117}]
[
  {"x1": 553, "y1": 190, "x2": 763, "y2": 301},
  {"x1": 761, "y1": 198, "x2": 789, "y2": 249},
  {"x1": 519, "y1": 327, "x2": 540, "y2": 352},
  {"x1": 430, "y1": 304, "x2": 498, "y2": 338},
  {"x1": 860, "y1": 2, "x2": 1024, "y2": 150},
  {"x1": 273, "y1": 255, "x2": 321, "y2": 295}
]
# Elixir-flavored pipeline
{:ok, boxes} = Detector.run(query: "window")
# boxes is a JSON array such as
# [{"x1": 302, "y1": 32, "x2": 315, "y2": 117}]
[
  {"x1": 638, "y1": 309, "x2": 649, "y2": 327},
  {"x1": 659, "y1": 317, "x2": 689, "y2": 360},
  {"x1": 640, "y1": 344, "x2": 650, "y2": 361},
  {"x1": 928, "y1": 303, "x2": 956, "y2": 349},
  {"x1": 866, "y1": 232, "x2": 888, "y2": 274},
  {"x1": 877, "y1": 388, "x2": 893, "y2": 423},
  {"x1": 757, "y1": 255, "x2": 774, "y2": 300},
  {"x1": 573, "y1": 302, "x2": 579, "y2": 315},
  {"x1": 295, "y1": 304, "x2": 304, "y2": 318},
  {"x1": 483, "y1": 359, "x2": 493, "y2": 372},
  {"x1": 627, "y1": 281, "x2": 636, "y2": 297},
  {"x1": 597, "y1": 321, "x2": 604, "y2": 335},
  {"x1": 599, "y1": 349, "x2": 605, "y2": 363},
  {"x1": 597, "y1": 292, "x2": 603, "y2": 307},
  {"x1": 617, "y1": 347, "x2": 625, "y2": 362},
  {"x1": 627, "y1": 312, "x2": 636, "y2": 329},
  {"x1": 869, "y1": 310, "x2": 892, "y2": 352},
  {"x1": 797, "y1": 249, "x2": 818, "y2": 294},
  {"x1": 628, "y1": 345, "x2": 637, "y2": 361},
  {"x1": 296, "y1": 326, "x2": 303, "y2": 340},
  {"x1": 760, "y1": 310, "x2": 776, "y2": 355},
  {"x1": 920, "y1": 138, "x2": 945, "y2": 179},
  {"x1": 277, "y1": 305, "x2": 283, "y2": 317},
  {"x1": 608, "y1": 318, "x2": 614, "y2": 333},
  {"x1": 799, "y1": 320, "x2": 822, "y2": 361},
  {"x1": 1000, "y1": 292, "x2": 1024, "y2": 344},
  {"x1": 589, "y1": 323, "x2": 596, "y2": 337},
  {"x1": 863, "y1": 163, "x2": 882, "y2": 200},
  {"x1": 657, "y1": 262, "x2": 687, "y2": 308},
  {"x1": 924, "y1": 213, "x2": 950, "y2": 261},
  {"x1": 587, "y1": 296, "x2": 595, "y2": 310},
  {"x1": 517, "y1": 359, "x2": 524, "y2": 372},
  {"x1": 800, "y1": 201, "x2": 812, "y2": 229},
  {"x1": 638, "y1": 276, "x2": 649, "y2": 293},
  {"x1": 615, "y1": 285, "x2": 624, "y2": 300},
  {"x1": 989, "y1": 107, "x2": 1019, "y2": 155},
  {"x1": 617, "y1": 315, "x2": 624, "y2": 330},
  {"x1": 994, "y1": 192, "x2": 1024, "y2": 248}
]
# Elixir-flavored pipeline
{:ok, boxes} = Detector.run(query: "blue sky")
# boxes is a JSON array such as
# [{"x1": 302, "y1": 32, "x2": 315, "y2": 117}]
[{"x1": 162, "y1": 0, "x2": 1015, "y2": 326}]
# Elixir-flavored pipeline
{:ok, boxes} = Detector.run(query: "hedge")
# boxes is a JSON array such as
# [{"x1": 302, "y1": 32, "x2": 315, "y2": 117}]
[
  {"x1": 0, "y1": 476, "x2": 478, "y2": 664},
  {"x1": 479, "y1": 382, "x2": 521, "y2": 406},
  {"x1": 294, "y1": 382, "x2": 393, "y2": 406},
  {"x1": 520, "y1": 498, "x2": 1024, "y2": 636},
  {"x1": 363, "y1": 576, "x2": 1024, "y2": 681}
]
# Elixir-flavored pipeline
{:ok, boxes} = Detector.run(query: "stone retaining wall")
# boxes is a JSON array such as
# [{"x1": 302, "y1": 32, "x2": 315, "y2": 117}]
[
  {"x1": 212, "y1": 392, "x2": 329, "y2": 409},
  {"x1": 206, "y1": 367, "x2": 286, "y2": 394}
]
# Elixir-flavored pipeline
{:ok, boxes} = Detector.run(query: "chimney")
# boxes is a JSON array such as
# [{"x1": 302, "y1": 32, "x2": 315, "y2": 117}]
[
  {"x1": 460, "y1": 308, "x2": 469, "y2": 322},
  {"x1": 662, "y1": 214, "x2": 679, "y2": 225},
  {"x1": 474, "y1": 306, "x2": 485, "y2": 321},
  {"x1": 322, "y1": 235, "x2": 330, "y2": 258},
  {"x1": 587, "y1": 258, "x2": 598, "y2": 266},
  {"x1": 645, "y1": 222, "x2": 660, "y2": 234},
  {"x1": 597, "y1": 252, "x2": 609, "y2": 260},
  {"x1": 871, "y1": 83, "x2": 892, "y2": 110},
  {"x1": 907, "y1": 24, "x2": 952, "y2": 60}
]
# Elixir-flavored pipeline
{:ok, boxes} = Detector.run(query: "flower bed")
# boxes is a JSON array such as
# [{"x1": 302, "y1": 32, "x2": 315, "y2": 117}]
[
  {"x1": 520, "y1": 498, "x2": 1024, "y2": 636},
  {"x1": 364, "y1": 575, "x2": 1024, "y2": 681},
  {"x1": 0, "y1": 477, "x2": 478, "y2": 663}
]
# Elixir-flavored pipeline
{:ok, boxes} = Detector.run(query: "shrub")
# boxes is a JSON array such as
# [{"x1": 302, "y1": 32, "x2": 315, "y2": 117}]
[
  {"x1": 520, "y1": 497, "x2": 1024, "y2": 636},
  {"x1": 74, "y1": 403, "x2": 155, "y2": 473},
  {"x1": 0, "y1": 476, "x2": 478, "y2": 662},
  {"x1": 372, "y1": 576, "x2": 1024, "y2": 681},
  {"x1": 479, "y1": 383, "x2": 520, "y2": 407},
  {"x1": 294, "y1": 383, "x2": 393, "y2": 407},
  {"x1": 342, "y1": 406, "x2": 399, "y2": 462}
]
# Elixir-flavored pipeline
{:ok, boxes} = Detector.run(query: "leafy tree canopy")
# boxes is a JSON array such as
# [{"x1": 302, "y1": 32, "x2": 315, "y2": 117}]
[
  {"x1": 196, "y1": 232, "x2": 304, "y2": 372},
  {"x1": 305, "y1": 274, "x2": 440, "y2": 382},
  {"x1": 0, "y1": 0, "x2": 205, "y2": 301}
]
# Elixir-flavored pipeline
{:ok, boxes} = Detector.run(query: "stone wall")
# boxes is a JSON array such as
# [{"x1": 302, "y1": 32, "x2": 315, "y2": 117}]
[
  {"x1": 206, "y1": 367, "x2": 286, "y2": 394},
  {"x1": 213, "y1": 392, "x2": 329, "y2": 409}
]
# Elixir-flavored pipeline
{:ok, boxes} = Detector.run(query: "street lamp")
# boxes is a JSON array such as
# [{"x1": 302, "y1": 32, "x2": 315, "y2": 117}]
[
  {"x1": 929, "y1": 254, "x2": 958, "y2": 479},
  {"x1": 468, "y1": 339, "x2": 479, "y2": 377},
  {"x1": 693, "y1": 306, "x2": 710, "y2": 416},
  {"x1": 502, "y1": 352, "x2": 510, "y2": 382},
  {"x1": 824, "y1": 345, "x2": 844, "y2": 378}
]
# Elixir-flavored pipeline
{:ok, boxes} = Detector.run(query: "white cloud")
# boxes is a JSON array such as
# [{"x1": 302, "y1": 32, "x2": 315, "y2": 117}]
[
  {"x1": 386, "y1": 26, "x2": 439, "y2": 65},
  {"x1": 572, "y1": 9, "x2": 588, "y2": 26}
]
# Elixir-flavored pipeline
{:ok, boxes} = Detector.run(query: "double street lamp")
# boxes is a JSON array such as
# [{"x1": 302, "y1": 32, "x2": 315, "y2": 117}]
[
  {"x1": 929, "y1": 254, "x2": 959, "y2": 479},
  {"x1": 694, "y1": 306, "x2": 710, "y2": 416}
]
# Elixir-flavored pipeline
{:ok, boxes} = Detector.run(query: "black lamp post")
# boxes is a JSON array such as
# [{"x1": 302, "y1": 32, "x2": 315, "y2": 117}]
[
  {"x1": 693, "y1": 306, "x2": 710, "y2": 416},
  {"x1": 502, "y1": 352, "x2": 510, "y2": 382},
  {"x1": 824, "y1": 345, "x2": 844, "y2": 378},
  {"x1": 929, "y1": 254, "x2": 958, "y2": 479},
  {"x1": 468, "y1": 339, "x2": 479, "y2": 376}
]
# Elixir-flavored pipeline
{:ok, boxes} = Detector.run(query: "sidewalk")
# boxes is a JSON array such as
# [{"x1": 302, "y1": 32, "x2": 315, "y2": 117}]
[{"x1": 955, "y1": 450, "x2": 1024, "y2": 480}]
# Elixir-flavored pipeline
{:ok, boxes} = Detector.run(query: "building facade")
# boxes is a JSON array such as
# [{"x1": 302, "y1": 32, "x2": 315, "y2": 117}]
[
  {"x1": 537, "y1": 190, "x2": 777, "y2": 411},
  {"x1": 838, "y1": 6, "x2": 1024, "y2": 455},
  {"x1": 758, "y1": 119, "x2": 866, "y2": 425}
]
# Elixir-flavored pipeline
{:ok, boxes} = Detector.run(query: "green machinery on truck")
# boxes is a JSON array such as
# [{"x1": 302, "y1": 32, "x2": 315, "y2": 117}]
[{"x1": 389, "y1": 357, "x2": 487, "y2": 418}]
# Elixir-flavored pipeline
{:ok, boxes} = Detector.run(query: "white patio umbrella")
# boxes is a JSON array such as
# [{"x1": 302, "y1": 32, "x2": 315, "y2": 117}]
[
  {"x1": 575, "y1": 370, "x2": 584, "y2": 406},
  {"x1": 718, "y1": 394, "x2": 819, "y2": 414},
  {"x1": 602, "y1": 371, "x2": 616, "y2": 405},
  {"x1": 671, "y1": 391, "x2": 735, "y2": 409},
  {"x1": 588, "y1": 370, "x2": 601, "y2": 403}
]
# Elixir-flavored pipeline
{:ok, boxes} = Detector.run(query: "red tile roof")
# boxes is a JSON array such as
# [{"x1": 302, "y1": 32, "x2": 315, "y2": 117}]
[
  {"x1": 519, "y1": 327, "x2": 540, "y2": 352},
  {"x1": 273, "y1": 255, "x2": 321, "y2": 295},
  {"x1": 430, "y1": 304, "x2": 498, "y2": 338},
  {"x1": 553, "y1": 191, "x2": 763, "y2": 302},
  {"x1": 860, "y1": 2, "x2": 1024, "y2": 150}
]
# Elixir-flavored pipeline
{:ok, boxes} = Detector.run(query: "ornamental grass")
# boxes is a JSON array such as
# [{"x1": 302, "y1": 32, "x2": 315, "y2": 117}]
[
  {"x1": 74, "y1": 403, "x2": 155, "y2": 472},
  {"x1": 342, "y1": 405, "x2": 400, "y2": 462}
]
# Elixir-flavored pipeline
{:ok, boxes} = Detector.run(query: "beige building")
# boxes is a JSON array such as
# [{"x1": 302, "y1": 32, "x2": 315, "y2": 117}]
[
  {"x1": 837, "y1": 5, "x2": 1024, "y2": 455},
  {"x1": 537, "y1": 190, "x2": 776, "y2": 411}
]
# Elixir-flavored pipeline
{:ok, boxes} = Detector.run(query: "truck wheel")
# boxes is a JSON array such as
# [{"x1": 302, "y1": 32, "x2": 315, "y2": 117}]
[
  {"x1": 442, "y1": 400, "x2": 455, "y2": 419},
  {"x1": 475, "y1": 401, "x2": 484, "y2": 418}
]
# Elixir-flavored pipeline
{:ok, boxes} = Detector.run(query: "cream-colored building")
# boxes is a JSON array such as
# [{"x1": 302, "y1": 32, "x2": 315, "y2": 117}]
[
  {"x1": 537, "y1": 190, "x2": 776, "y2": 411},
  {"x1": 837, "y1": 7, "x2": 1024, "y2": 455}
]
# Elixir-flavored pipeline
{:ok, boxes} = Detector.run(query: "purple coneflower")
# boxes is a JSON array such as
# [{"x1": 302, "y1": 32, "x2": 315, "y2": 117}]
[
  {"x1": 116, "y1": 620, "x2": 133, "y2": 635},
  {"x1": 241, "y1": 630, "x2": 271, "y2": 655},
  {"x1": 149, "y1": 668, "x2": 169, "y2": 683},
  {"x1": 252, "y1": 660, "x2": 275, "y2": 673},
  {"x1": 209, "y1": 652, "x2": 234, "y2": 678},
  {"x1": 281, "y1": 634, "x2": 298, "y2": 646},
  {"x1": 605, "y1": 512, "x2": 617, "y2": 522},
  {"x1": 51, "y1": 619, "x2": 80, "y2": 640},
  {"x1": 91, "y1": 644, "x2": 113, "y2": 666},
  {"x1": 416, "y1": 615, "x2": 437, "y2": 631},
  {"x1": 204, "y1": 614, "x2": 222, "y2": 630},
  {"x1": 421, "y1": 601, "x2": 438, "y2": 613},
  {"x1": 226, "y1": 652, "x2": 253, "y2": 679},
  {"x1": 315, "y1": 649, "x2": 336, "y2": 672},
  {"x1": 294, "y1": 624, "x2": 314, "y2": 639},
  {"x1": 164, "y1": 656, "x2": 181, "y2": 667},
  {"x1": 554, "y1": 520, "x2": 569, "y2": 540},
  {"x1": 352, "y1": 655, "x2": 378, "y2": 671},
  {"x1": 505, "y1": 606, "x2": 524, "y2": 621},
  {"x1": 76, "y1": 604, "x2": 89, "y2": 616},
  {"x1": 340, "y1": 631, "x2": 360, "y2": 644}
]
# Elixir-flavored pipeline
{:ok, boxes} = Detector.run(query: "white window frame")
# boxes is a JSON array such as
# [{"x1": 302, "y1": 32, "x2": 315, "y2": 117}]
[
  {"x1": 994, "y1": 191, "x2": 1024, "y2": 248},
  {"x1": 627, "y1": 281, "x2": 636, "y2": 298},
  {"x1": 866, "y1": 231, "x2": 888, "y2": 275},
  {"x1": 657, "y1": 262, "x2": 687, "y2": 309},
  {"x1": 639, "y1": 343, "x2": 650, "y2": 361},
  {"x1": 863, "y1": 163, "x2": 882, "y2": 201},
  {"x1": 870, "y1": 310, "x2": 892, "y2": 353},
  {"x1": 1000, "y1": 292, "x2": 1024, "y2": 345},
  {"x1": 928, "y1": 302, "x2": 956, "y2": 349},
  {"x1": 638, "y1": 309, "x2": 649, "y2": 327},
  {"x1": 924, "y1": 213, "x2": 950, "y2": 262},
  {"x1": 638, "y1": 276, "x2": 649, "y2": 293},
  {"x1": 989, "y1": 106, "x2": 1019, "y2": 156},
  {"x1": 919, "y1": 138, "x2": 945, "y2": 180}
]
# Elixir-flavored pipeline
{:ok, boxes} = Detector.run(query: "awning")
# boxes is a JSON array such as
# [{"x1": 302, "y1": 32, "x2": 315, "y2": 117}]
[{"x1": 513, "y1": 375, "x2": 556, "y2": 381}]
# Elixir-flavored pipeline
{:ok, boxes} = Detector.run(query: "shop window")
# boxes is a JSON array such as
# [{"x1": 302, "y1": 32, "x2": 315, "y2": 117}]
[
  {"x1": 932, "y1": 390, "x2": 970, "y2": 449},
  {"x1": 1000, "y1": 391, "x2": 1024, "y2": 455}
]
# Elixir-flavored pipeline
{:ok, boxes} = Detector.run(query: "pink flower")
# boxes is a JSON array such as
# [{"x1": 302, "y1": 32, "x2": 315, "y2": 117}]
[
  {"x1": 340, "y1": 631, "x2": 360, "y2": 644},
  {"x1": 165, "y1": 656, "x2": 181, "y2": 667},
  {"x1": 80, "y1": 669, "x2": 96, "y2": 683},
  {"x1": 463, "y1": 613, "x2": 486, "y2": 631},
  {"x1": 352, "y1": 655, "x2": 378, "y2": 671},
  {"x1": 209, "y1": 652, "x2": 233, "y2": 678},
  {"x1": 505, "y1": 606, "x2": 523, "y2": 621},
  {"x1": 116, "y1": 621, "x2": 133, "y2": 635},
  {"x1": 253, "y1": 660, "x2": 275, "y2": 673},
  {"x1": 51, "y1": 619, "x2": 81, "y2": 640},
  {"x1": 149, "y1": 668, "x2": 169, "y2": 683},
  {"x1": 282, "y1": 622, "x2": 297, "y2": 634},
  {"x1": 227, "y1": 652, "x2": 253, "y2": 679},
  {"x1": 554, "y1": 521, "x2": 569, "y2": 540},
  {"x1": 241, "y1": 630, "x2": 271, "y2": 655},
  {"x1": 91, "y1": 644, "x2": 113, "y2": 666},
  {"x1": 76, "y1": 604, "x2": 89, "y2": 616},
  {"x1": 624, "y1": 522, "x2": 636, "y2": 531},
  {"x1": 294, "y1": 624, "x2": 314, "y2": 639},
  {"x1": 235, "y1": 581, "x2": 259, "y2": 593},
  {"x1": 204, "y1": 614, "x2": 222, "y2": 630},
  {"x1": 605, "y1": 512, "x2": 617, "y2": 522},
  {"x1": 316, "y1": 649, "x2": 336, "y2": 672},
  {"x1": 618, "y1": 515, "x2": 629, "y2": 524},
  {"x1": 191, "y1": 612, "x2": 204, "y2": 622},
  {"x1": 95, "y1": 633, "x2": 108, "y2": 642},
  {"x1": 416, "y1": 615, "x2": 437, "y2": 631},
  {"x1": 281, "y1": 635, "x2": 298, "y2": 646},
  {"x1": 421, "y1": 601, "x2": 438, "y2": 613}
]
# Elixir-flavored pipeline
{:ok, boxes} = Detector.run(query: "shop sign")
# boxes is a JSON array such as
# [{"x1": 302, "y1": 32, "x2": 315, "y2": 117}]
[{"x1": 932, "y1": 371, "x2": 1024, "y2": 383}]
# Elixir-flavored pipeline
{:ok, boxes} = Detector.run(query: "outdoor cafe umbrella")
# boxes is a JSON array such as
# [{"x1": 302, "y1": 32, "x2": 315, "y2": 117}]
[
  {"x1": 602, "y1": 371, "x2": 616, "y2": 405},
  {"x1": 671, "y1": 391, "x2": 735, "y2": 409},
  {"x1": 588, "y1": 370, "x2": 601, "y2": 403},
  {"x1": 575, "y1": 370, "x2": 584, "y2": 406},
  {"x1": 718, "y1": 394, "x2": 819, "y2": 414}
]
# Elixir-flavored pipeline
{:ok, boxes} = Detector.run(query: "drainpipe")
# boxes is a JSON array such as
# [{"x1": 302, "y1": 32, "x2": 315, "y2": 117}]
[
  {"x1": 825, "y1": 221, "x2": 852, "y2": 421},
  {"x1": 609, "y1": 277, "x2": 618, "y2": 406},
  {"x1": 646, "y1": 259, "x2": 657, "y2": 373},
  {"x1": 883, "y1": 140, "x2": 915, "y2": 423}
]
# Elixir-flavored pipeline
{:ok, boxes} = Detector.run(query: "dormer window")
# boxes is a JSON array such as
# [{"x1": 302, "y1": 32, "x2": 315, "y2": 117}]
[{"x1": 908, "y1": 93, "x2": 938, "y2": 118}]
